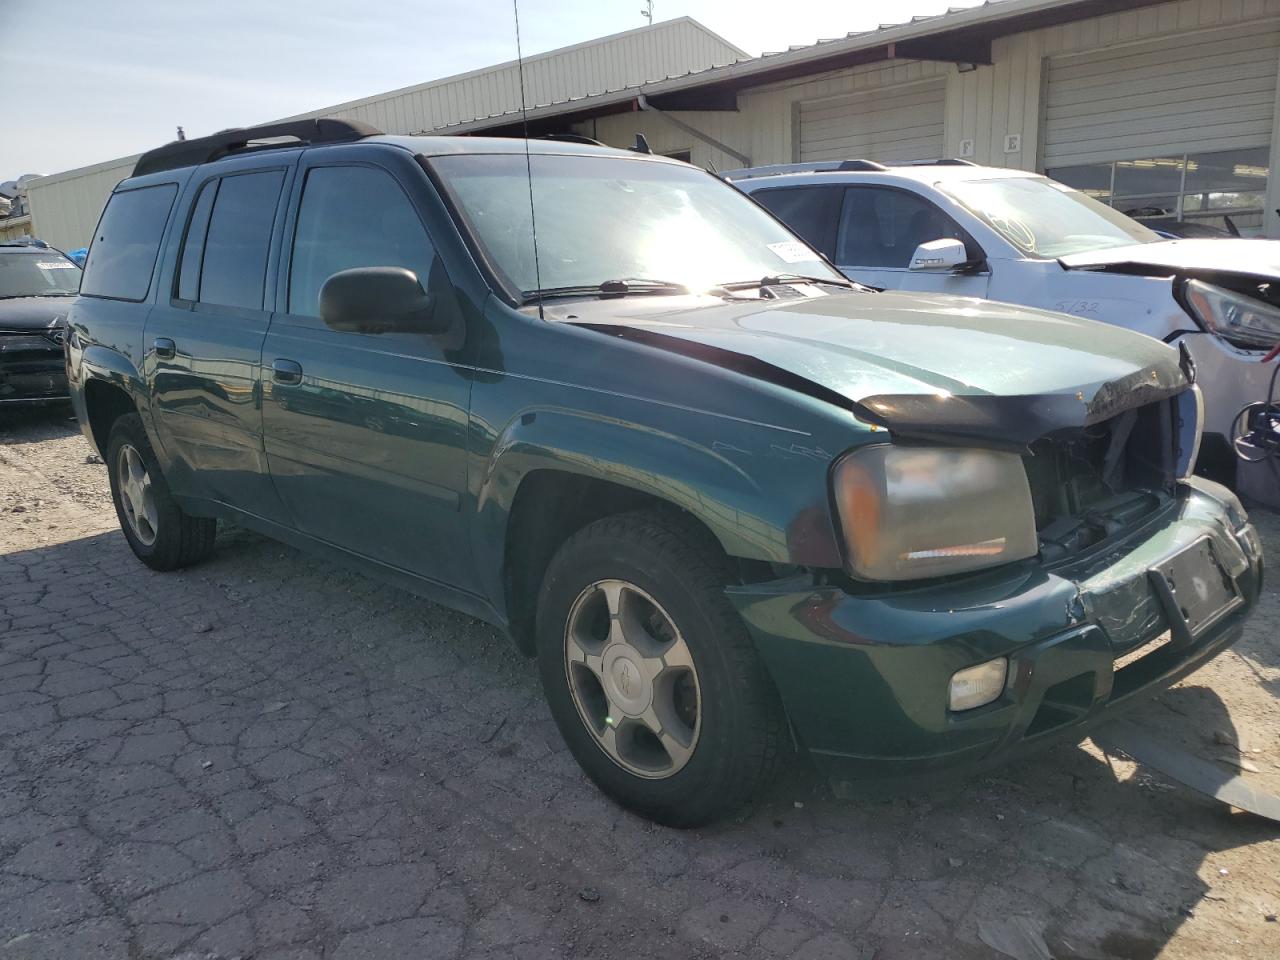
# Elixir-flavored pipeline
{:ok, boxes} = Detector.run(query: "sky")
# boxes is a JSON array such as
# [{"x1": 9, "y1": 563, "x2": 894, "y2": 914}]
[{"x1": 2, "y1": 0, "x2": 985, "y2": 177}]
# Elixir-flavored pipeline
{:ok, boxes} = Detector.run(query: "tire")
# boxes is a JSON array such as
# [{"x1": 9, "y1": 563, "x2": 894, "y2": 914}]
[
  {"x1": 106, "y1": 413, "x2": 217, "y2": 571},
  {"x1": 535, "y1": 509, "x2": 785, "y2": 827}
]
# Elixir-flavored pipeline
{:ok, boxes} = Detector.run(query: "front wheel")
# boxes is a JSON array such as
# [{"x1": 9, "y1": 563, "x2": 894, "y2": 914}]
[
  {"x1": 536, "y1": 511, "x2": 785, "y2": 827},
  {"x1": 106, "y1": 413, "x2": 217, "y2": 571}
]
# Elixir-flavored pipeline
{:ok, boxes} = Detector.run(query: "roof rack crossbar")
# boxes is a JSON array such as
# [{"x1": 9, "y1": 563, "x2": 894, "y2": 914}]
[
  {"x1": 722, "y1": 159, "x2": 888, "y2": 180},
  {"x1": 132, "y1": 118, "x2": 383, "y2": 178}
]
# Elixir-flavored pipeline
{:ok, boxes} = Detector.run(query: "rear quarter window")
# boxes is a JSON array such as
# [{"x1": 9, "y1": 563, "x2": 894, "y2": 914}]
[{"x1": 81, "y1": 183, "x2": 178, "y2": 301}]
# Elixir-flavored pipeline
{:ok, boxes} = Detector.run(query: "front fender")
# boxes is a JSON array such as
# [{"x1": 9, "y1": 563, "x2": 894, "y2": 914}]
[{"x1": 470, "y1": 403, "x2": 847, "y2": 608}]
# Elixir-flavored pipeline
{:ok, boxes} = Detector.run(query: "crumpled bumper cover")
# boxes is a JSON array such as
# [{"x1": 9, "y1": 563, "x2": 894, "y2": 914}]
[{"x1": 726, "y1": 479, "x2": 1263, "y2": 789}]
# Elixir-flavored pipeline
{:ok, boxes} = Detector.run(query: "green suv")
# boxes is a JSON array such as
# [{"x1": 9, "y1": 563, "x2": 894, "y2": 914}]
[{"x1": 68, "y1": 120, "x2": 1263, "y2": 826}]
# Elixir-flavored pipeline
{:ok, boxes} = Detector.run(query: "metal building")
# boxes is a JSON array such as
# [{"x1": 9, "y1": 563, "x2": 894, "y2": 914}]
[
  {"x1": 25, "y1": 17, "x2": 743, "y2": 250},
  {"x1": 451, "y1": 0, "x2": 1280, "y2": 238}
]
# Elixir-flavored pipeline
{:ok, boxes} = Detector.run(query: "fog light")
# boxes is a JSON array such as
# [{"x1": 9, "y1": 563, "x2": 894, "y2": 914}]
[{"x1": 949, "y1": 658, "x2": 1008, "y2": 712}]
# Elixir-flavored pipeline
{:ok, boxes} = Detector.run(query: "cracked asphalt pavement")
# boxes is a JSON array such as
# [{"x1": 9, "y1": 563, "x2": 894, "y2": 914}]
[{"x1": 1, "y1": 406, "x2": 1278, "y2": 960}]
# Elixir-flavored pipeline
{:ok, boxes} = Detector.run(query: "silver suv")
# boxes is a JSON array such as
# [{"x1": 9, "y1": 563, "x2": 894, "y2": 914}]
[{"x1": 731, "y1": 159, "x2": 1280, "y2": 482}]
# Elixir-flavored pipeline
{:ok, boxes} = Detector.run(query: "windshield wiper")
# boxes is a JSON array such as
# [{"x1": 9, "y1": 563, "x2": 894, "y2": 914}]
[
  {"x1": 719, "y1": 274, "x2": 860, "y2": 292},
  {"x1": 521, "y1": 278, "x2": 697, "y2": 305}
]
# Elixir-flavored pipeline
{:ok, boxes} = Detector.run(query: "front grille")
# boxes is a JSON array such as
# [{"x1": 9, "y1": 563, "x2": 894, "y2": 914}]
[
  {"x1": 1023, "y1": 400, "x2": 1177, "y2": 562},
  {"x1": 0, "y1": 330, "x2": 63, "y2": 352}
]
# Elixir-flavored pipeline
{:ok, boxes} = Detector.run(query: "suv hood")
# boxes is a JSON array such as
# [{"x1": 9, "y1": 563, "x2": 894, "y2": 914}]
[
  {"x1": 0, "y1": 296, "x2": 73, "y2": 331},
  {"x1": 1059, "y1": 238, "x2": 1280, "y2": 283},
  {"x1": 558, "y1": 289, "x2": 1187, "y2": 448}
]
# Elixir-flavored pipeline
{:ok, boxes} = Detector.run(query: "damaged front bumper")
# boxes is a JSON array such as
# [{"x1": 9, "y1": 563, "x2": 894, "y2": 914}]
[
  {"x1": 726, "y1": 478, "x2": 1263, "y2": 793},
  {"x1": 0, "y1": 340, "x2": 69, "y2": 403}
]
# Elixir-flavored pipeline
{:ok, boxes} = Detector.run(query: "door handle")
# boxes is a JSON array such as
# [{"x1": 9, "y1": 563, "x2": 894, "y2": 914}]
[
  {"x1": 153, "y1": 337, "x2": 176, "y2": 360},
  {"x1": 272, "y1": 358, "x2": 303, "y2": 386}
]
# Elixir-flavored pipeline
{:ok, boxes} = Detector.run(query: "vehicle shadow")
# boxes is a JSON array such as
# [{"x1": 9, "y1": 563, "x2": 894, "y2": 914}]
[
  {"x1": 2, "y1": 523, "x2": 1276, "y2": 960},
  {"x1": 746, "y1": 682, "x2": 1278, "y2": 960},
  {"x1": 0, "y1": 401, "x2": 77, "y2": 441}
]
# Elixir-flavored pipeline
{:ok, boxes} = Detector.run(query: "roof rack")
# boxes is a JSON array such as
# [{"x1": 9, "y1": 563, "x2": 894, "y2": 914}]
[
  {"x1": 132, "y1": 118, "x2": 383, "y2": 178},
  {"x1": 721, "y1": 159, "x2": 888, "y2": 181},
  {"x1": 536, "y1": 134, "x2": 607, "y2": 146},
  {"x1": 884, "y1": 158, "x2": 978, "y2": 167}
]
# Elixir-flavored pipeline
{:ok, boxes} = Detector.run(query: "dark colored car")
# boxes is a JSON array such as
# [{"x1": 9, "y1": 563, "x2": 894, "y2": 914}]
[
  {"x1": 1143, "y1": 218, "x2": 1237, "y2": 240},
  {"x1": 67, "y1": 120, "x2": 1263, "y2": 826},
  {"x1": 0, "y1": 240, "x2": 80, "y2": 404}
]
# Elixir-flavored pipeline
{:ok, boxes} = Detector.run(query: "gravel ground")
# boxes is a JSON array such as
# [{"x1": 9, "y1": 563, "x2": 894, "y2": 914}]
[{"x1": 1, "y1": 404, "x2": 1278, "y2": 960}]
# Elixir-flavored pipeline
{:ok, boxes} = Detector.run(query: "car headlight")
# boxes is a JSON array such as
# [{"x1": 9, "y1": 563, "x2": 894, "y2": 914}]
[
  {"x1": 832, "y1": 445, "x2": 1038, "y2": 581},
  {"x1": 1182, "y1": 279, "x2": 1280, "y2": 349}
]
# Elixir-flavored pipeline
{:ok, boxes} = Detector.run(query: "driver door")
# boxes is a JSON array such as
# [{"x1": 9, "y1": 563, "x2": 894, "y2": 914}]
[
  {"x1": 834, "y1": 186, "x2": 990, "y2": 298},
  {"x1": 260, "y1": 151, "x2": 477, "y2": 593}
]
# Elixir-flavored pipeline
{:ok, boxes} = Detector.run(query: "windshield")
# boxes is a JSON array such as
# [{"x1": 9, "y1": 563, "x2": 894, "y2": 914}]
[
  {"x1": 940, "y1": 177, "x2": 1161, "y2": 259},
  {"x1": 0, "y1": 250, "x2": 82, "y2": 298},
  {"x1": 430, "y1": 153, "x2": 843, "y2": 298}
]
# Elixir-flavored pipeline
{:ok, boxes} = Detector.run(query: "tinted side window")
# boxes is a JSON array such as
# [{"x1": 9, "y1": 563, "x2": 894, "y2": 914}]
[
  {"x1": 288, "y1": 165, "x2": 435, "y2": 317},
  {"x1": 176, "y1": 179, "x2": 217, "y2": 302},
  {"x1": 198, "y1": 170, "x2": 285, "y2": 310},
  {"x1": 751, "y1": 186, "x2": 841, "y2": 259},
  {"x1": 81, "y1": 184, "x2": 177, "y2": 301},
  {"x1": 837, "y1": 187, "x2": 973, "y2": 268}
]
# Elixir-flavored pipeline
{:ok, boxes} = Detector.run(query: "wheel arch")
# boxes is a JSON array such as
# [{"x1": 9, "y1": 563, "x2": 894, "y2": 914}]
[
  {"x1": 75, "y1": 342, "x2": 150, "y2": 458},
  {"x1": 83, "y1": 376, "x2": 143, "y2": 459},
  {"x1": 501, "y1": 469, "x2": 740, "y2": 655},
  {"x1": 477, "y1": 408, "x2": 839, "y2": 654}
]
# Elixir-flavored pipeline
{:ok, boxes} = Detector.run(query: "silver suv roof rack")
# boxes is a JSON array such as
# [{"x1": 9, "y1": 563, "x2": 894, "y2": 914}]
[
  {"x1": 723, "y1": 157, "x2": 979, "y2": 181},
  {"x1": 886, "y1": 158, "x2": 978, "y2": 167},
  {"x1": 722, "y1": 159, "x2": 888, "y2": 181}
]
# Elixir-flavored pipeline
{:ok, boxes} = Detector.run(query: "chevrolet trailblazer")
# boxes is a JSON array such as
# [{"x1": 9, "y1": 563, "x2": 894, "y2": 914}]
[{"x1": 67, "y1": 120, "x2": 1262, "y2": 826}]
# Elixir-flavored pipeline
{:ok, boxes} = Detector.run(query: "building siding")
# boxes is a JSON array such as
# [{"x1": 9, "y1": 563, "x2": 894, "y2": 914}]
[
  {"x1": 585, "y1": 0, "x2": 1280, "y2": 235},
  {"x1": 26, "y1": 158, "x2": 138, "y2": 253},
  {"x1": 285, "y1": 17, "x2": 742, "y2": 134}
]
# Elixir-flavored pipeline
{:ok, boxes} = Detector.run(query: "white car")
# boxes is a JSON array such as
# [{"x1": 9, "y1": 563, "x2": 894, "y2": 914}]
[{"x1": 731, "y1": 160, "x2": 1279, "y2": 481}]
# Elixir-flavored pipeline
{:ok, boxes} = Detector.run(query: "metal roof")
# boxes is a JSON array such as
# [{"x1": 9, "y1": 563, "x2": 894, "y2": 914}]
[{"x1": 444, "y1": 0, "x2": 1169, "y2": 135}]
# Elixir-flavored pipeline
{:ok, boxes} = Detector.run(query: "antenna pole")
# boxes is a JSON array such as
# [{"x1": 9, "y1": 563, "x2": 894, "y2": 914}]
[
  {"x1": 640, "y1": 1, "x2": 653, "y2": 25},
  {"x1": 513, "y1": 0, "x2": 544, "y2": 321}
]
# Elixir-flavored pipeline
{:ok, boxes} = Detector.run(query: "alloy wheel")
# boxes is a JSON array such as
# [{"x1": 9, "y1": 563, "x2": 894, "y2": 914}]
[
  {"x1": 116, "y1": 443, "x2": 159, "y2": 547},
  {"x1": 564, "y1": 579, "x2": 701, "y2": 778}
]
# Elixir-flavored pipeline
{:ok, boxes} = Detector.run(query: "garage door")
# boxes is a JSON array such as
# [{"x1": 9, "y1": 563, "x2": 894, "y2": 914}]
[
  {"x1": 1043, "y1": 21, "x2": 1280, "y2": 168},
  {"x1": 799, "y1": 80, "x2": 946, "y2": 163}
]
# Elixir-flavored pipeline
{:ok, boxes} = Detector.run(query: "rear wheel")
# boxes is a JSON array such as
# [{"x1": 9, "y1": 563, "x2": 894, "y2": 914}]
[
  {"x1": 106, "y1": 413, "x2": 216, "y2": 571},
  {"x1": 536, "y1": 510, "x2": 785, "y2": 827}
]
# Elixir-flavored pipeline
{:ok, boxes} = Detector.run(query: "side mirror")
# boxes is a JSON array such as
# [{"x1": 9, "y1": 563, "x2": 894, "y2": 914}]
[
  {"x1": 318, "y1": 266, "x2": 443, "y2": 335},
  {"x1": 909, "y1": 238, "x2": 969, "y2": 272}
]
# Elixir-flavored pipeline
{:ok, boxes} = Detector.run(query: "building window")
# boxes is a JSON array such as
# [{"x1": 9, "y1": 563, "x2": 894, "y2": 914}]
[{"x1": 1048, "y1": 147, "x2": 1270, "y2": 237}]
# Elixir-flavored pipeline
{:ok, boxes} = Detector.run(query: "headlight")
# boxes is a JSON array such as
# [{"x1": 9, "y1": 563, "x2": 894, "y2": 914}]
[
  {"x1": 832, "y1": 445, "x2": 1038, "y2": 581},
  {"x1": 1182, "y1": 279, "x2": 1280, "y2": 349}
]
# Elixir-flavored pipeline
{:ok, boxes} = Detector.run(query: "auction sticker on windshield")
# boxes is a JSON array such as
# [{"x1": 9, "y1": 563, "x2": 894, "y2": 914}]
[
  {"x1": 768, "y1": 240, "x2": 814, "y2": 263},
  {"x1": 37, "y1": 261, "x2": 77, "y2": 270}
]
